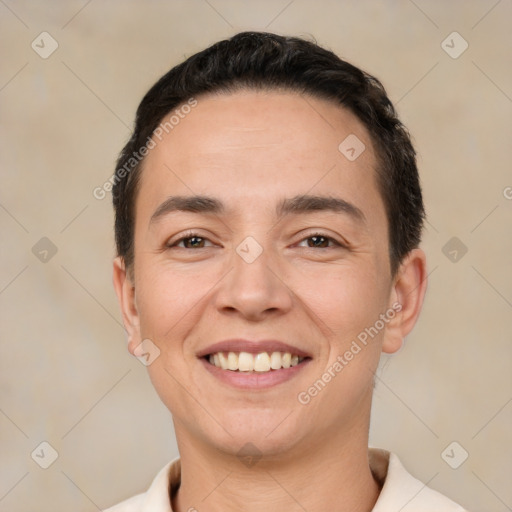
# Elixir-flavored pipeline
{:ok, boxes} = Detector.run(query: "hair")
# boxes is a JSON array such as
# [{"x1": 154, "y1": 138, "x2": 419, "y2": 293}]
[{"x1": 112, "y1": 31, "x2": 425, "y2": 277}]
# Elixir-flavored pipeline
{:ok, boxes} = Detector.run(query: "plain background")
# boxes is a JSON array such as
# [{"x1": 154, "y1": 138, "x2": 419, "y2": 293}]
[{"x1": 1, "y1": 1, "x2": 511, "y2": 511}]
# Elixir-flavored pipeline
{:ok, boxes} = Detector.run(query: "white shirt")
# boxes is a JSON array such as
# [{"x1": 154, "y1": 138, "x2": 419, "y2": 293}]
[{"x1": 104, "y1": 448, "x2": 468, "y2": 511}]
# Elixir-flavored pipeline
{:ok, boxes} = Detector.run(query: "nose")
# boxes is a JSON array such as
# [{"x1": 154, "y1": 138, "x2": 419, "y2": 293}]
[{"x1": 212, "y1": 242, "x2": 293, "y2": 322}]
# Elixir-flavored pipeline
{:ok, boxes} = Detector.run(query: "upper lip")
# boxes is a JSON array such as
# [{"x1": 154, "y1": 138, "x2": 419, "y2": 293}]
[{"x1": 197, "y1": 339, "x2": 312, "y2": 359}]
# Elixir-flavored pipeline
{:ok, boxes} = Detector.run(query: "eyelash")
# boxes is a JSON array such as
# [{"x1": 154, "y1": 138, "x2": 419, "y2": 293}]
[{"x1": 167, "y1": 230, "x2": 345, "y2": 250}]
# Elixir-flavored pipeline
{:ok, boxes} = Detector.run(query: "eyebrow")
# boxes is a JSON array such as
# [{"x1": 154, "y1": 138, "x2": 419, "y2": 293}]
[{"x1": 149, "y1": 194, "x2": 366, "y2": 224}]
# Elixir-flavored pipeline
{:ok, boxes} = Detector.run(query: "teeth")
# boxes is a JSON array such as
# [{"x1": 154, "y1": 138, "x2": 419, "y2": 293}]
[
  {"x1": 227, "y1": 351, "x2": 238, "y2": 370},
  {"x1": 238, "y1": 351, "x2": 254, "y2": 371},
  {"x1": 218, "y1": 352, "x2": 229, "y2": 370},
  {"x1": 270, "y1": 352, "x2": 282, "y2": 369},
  {"x1": 207, "y1": 351, "x2": 305, "y2": 372},
  {"x1": 254, "y1": 352, "x2": 270, "y2": 372}
]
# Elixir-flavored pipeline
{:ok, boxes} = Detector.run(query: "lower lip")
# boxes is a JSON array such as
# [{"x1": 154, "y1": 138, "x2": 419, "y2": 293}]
[{"x1": 200, "y1": 357, "x2": 311, "y2": 390}]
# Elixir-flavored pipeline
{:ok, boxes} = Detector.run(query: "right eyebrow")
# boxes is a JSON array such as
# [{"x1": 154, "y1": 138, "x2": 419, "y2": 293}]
[{"x1": 149, "y1": 195, "x2": 224, "y2": 225}]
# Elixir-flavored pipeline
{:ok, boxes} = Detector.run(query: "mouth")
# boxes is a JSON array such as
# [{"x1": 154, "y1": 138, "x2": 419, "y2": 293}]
[
  {"x1": 197, "y1": 339, "x2": 313, "y2": 389},
  {"x1": 204, "y1": 351, "x2": 309, "y2": 372}
]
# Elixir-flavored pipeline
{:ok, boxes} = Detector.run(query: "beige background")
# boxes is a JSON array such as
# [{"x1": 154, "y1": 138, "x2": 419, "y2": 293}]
[{"x1": 1, "y1": 1, "x2": 511, "y2": 511}]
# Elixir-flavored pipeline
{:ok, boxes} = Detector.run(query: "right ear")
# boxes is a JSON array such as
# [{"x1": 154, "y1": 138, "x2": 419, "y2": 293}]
[{"x1": 112, "y1": 256, "x2": 141, "y2": 354}]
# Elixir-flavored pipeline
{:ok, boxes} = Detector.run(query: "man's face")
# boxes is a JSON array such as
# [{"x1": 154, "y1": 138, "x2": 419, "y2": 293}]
[{"x1": 118, "y1": 90, "x2": 406, "y2": 457}]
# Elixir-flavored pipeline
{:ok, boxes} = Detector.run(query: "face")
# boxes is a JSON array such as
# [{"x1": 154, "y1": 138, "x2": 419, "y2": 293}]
[{"x1": 114, "y1": 90, "x2": 426, "y2": 460}]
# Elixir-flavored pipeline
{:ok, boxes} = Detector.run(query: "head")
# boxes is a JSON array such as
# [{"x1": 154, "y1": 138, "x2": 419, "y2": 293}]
[{"x1": 112, "y1": 32, "x2": 427, "y2": 461}]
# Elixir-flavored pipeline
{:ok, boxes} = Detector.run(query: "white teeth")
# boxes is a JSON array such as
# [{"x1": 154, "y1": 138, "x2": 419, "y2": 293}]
[
  {"x1": 270, "y1": 352, "x2": 282, "y2": 370},
  {"x1": 206, "y1": 351, "x2": 305, "y2": 372},
  {"x1": 218, "y1": 352, "x2": 229, "y2": 370},
  {"x1": 227, "y1": 351, "x2": 238, "y2": 370},
  {"x1": 238, "y1": 351, "x2": 254, "y2": 371},
  {"x1": 254, "y1": 352, "x2": 271, "y2": 372}
]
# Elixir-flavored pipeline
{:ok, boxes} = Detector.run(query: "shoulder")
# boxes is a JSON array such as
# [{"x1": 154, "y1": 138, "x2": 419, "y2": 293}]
[
  {"x1": 102, "y1": 457, "x2": 180, "y2": 512},
  {"x1": 370, "y1": 448, "x2": 469, "y2": 512}
]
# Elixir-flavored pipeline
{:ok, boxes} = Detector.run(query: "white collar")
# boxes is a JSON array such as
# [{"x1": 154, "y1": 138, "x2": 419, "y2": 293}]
[{"x1": 106, "y1": 448, "x2": 467, "y2": 511}]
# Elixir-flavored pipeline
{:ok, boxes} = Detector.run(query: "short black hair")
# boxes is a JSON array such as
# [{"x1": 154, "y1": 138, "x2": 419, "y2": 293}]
[{"x1": 112, "y1": 31, "x2": 425, "y2": 276}]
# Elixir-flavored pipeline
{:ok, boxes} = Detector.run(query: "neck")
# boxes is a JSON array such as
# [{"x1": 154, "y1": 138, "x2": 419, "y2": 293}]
[{"x1": 172, "y1": 402, "x2": 381, "y2": 512}]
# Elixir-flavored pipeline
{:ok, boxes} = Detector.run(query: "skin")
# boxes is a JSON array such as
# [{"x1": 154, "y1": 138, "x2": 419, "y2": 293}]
[{"x1": 113, "y1": 90, "x2": 427, "y2": 512}]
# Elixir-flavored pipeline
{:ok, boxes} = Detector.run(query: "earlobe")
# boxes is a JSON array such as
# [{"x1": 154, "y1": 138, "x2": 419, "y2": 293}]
[
  {"x1": 382, "y1": 248, "x2": 427, "y2": 354},
  {"x1": 112, "y1": 257, "x2": 141, "y2": 353}
]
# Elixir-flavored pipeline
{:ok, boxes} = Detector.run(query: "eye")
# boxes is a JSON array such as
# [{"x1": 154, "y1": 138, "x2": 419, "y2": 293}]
[
  {"x1": 296, "y1": 232, "x2": 345, "y2": 249},
  {"x1": 166, "y1": 231, "x2": 345, "y2": 250},
  {"x1": 167, "y1": 231, "x2": 214, "y2": 249}
]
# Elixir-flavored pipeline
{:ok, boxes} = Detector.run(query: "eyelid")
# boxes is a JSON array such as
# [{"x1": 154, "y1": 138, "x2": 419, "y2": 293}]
[
  {"x1": 166, "y1": 230, "x2": 216, "y2": 248},
  {"x1": 166, "y1": 230, "x2": 348, "y2": 249},
  {"x1": 295, "y1": 230, "x2": 347, "y2": 249}
]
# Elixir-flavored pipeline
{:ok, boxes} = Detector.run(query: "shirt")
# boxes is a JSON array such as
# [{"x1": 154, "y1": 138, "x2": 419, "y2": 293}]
[{"x1": 103, "y1": 448, "x2": 469, "y2": 511}]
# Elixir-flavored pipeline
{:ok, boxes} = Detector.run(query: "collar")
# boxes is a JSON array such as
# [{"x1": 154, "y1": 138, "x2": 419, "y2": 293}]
[{"x1": 121, "y1": 448, "x2": 467, "y2": 511}]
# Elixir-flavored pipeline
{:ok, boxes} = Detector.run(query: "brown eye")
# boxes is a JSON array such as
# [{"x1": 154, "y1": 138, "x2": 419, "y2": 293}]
[
  {"x1": 297, "y1": 233, "x2": 342, "y2": 249},
  {"x1": 181, "y1": 236, "x2": 206, "y2": 248},
  {"x1": 307, "y1": 235, "x2": 331, "y2": 248},
  {"x1": 167, "y1": 232, "x2": 213, "y2": 249}
]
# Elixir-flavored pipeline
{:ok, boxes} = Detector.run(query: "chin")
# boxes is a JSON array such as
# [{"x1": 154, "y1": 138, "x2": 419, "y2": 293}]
[{"x1": 219, "y1": 412, "x2": 303, "y2": 455}]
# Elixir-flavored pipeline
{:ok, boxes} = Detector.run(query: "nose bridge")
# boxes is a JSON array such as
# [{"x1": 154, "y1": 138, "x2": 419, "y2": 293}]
[
  {"x1": 234, "y1": 235, "x2": 274, "y2": 288},
  {"x1": 232, "y1": 234, "x2": 278, "y2": 293},
  {"x1": 215, "y1": 234, "x2": 292, "y2": 319}
]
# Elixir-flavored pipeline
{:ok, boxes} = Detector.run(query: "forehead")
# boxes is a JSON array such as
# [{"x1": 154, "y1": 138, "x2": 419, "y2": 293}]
[
  {"x1": 153, "y1": 89, "x2": 370, "y2": 164},
  {"x1": 135, "y1": 89, "x2": 385, "y2": 229}
]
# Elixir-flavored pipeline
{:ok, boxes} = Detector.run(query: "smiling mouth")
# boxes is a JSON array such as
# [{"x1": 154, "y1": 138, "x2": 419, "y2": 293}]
[{"x1": 204, "y1": 351, "x2": 309, "y2": 372}]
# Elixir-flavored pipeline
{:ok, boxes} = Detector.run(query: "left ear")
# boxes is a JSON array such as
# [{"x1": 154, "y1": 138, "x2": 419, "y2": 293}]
[{"x1": 382, "y1": 248, "x2": 428, "y2": 354}]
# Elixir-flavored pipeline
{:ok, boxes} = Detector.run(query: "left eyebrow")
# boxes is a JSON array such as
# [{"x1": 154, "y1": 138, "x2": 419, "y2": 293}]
[
  {"x1": 149, "y1": 193, "x2": 366, "y2": 225},
  {"x1": 276, "y1": 194, "x2": 366, "y2": 224}
]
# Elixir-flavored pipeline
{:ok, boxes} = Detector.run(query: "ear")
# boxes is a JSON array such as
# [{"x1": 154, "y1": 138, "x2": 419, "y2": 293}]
[
  {"x1": 113, "y1": 256, "x2": 141, "y2": 355},
  {"x1": 382, "y1": 248, "x2": 428, "y2": 354}
]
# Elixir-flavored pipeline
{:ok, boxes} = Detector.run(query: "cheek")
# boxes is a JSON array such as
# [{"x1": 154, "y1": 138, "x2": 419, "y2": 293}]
[
  {"x1": 135, "y1": 260, "x2": 220, "y2": 342},
  {"x1": 292, "y1": 263, "x2": 388, "y2": 341}
]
